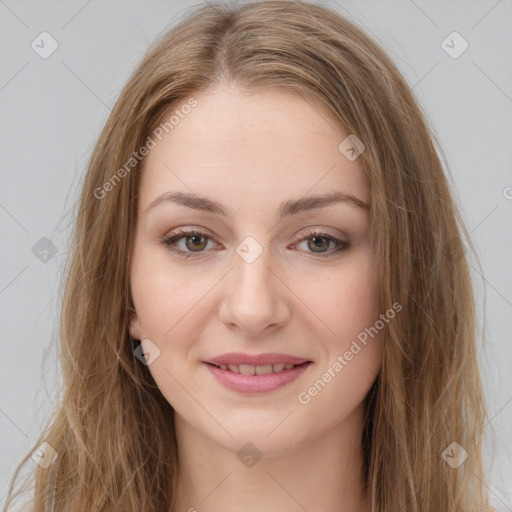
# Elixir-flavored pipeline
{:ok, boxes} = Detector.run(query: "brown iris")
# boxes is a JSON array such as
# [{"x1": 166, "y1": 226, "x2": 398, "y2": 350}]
[{"x1": 185, "y1": 234, "x2": 208, "y2": 252}]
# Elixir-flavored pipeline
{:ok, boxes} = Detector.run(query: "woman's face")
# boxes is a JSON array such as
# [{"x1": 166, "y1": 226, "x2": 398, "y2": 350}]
[{"x1": 129, "y1": 84, "x2": 383, "y2": 456}]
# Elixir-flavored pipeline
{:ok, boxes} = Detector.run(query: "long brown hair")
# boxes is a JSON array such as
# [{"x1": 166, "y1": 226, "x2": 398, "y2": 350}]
[{"x1": 4, "y1": 1, "x2": 497, "y2": 510}]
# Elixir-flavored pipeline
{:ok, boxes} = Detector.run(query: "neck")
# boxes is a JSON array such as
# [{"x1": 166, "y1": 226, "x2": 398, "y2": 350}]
[{"x1": 171, "y1": 403, "x2": 370, "y2": 512}]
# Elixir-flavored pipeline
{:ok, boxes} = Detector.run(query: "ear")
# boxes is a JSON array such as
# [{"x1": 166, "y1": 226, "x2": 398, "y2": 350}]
[{"x1": 129, "y1": 312, "x2": 142, "y2": 340}]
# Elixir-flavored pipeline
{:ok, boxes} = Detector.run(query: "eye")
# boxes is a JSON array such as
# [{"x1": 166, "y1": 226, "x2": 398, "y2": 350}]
[
  {"x1": 161, "y1": 228, "x2": 350, "y2": 259},
  {"x1": 161, "y1": 228, "x2": 218, "y2": 259},
  {"x1": 291, "y1": 229, "x2": 350, "y2": 258}
]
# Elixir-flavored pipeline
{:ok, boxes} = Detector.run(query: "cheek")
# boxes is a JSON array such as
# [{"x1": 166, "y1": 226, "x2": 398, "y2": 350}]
[
  {"x1": 301, "y1": 251, "x2": 380, "y2": 343},
  {"x1": 297, "y1": 251, "x2": 382, "y2": 392},
  {"x1": 130, "y1": 244, "x2": 213, "y2": 338},
  {"x1": 296, "y1": 259, "x2": 382, "y2": 421},
  {"x1": 129, "y1": 251, "x2": 212, "y2": 402}
]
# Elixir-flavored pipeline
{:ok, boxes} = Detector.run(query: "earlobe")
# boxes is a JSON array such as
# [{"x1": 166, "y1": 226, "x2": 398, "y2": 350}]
[{"x1": 129, "y1": 313, "x2": 141, "y2": 341}]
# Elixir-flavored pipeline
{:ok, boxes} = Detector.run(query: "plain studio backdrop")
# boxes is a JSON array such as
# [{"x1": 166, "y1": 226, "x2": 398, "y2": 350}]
[{"x1": 0, "y1": 0, "x2": 511, "y2": 509}]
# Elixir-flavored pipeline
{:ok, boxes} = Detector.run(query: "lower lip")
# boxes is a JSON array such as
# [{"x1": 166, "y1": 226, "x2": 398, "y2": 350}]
[{"x1": 204, "y1": 362, "x2": 312, "y2": 393}]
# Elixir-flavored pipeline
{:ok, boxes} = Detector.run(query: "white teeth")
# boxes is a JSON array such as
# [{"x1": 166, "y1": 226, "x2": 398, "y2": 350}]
[
  {"x1": 216, "y1": 363, "x2": 299, "y2": 374},
  {"x1": 239, "y1": 364, "x2": 256, "y2": 375},
  {"x1": 228, "y1": 364, "x2": 240, "y2": 373},
  {"x1": 255, "y1": 364, "x2": 273, "y2": 375}
]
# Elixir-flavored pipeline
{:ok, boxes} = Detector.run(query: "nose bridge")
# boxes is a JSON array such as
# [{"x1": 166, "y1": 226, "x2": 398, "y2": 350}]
[
  {"x1": 236, "y1": 245, "x2": 274, "y2": 297},
  {"x1": 219, "y1": 239, "x2": 289, "y2": 335}
]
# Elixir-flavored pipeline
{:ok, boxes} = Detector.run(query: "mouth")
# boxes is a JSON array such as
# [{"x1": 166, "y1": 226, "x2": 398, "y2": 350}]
[
  {"x1": 203, "y1": 360, "x2": 313, "y2": 393},
  {"x1": 205, "y1": 361, "x2": 310, "y2": 375}
]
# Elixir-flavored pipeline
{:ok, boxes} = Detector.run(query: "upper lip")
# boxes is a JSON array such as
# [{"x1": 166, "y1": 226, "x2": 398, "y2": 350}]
[{"x1": 204, "y1": 353, "x2": 311, "y2": 366}]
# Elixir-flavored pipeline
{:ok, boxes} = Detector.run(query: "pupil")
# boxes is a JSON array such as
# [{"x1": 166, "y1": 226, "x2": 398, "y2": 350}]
[
  {"x1": 310, "y1": 236, "x2": 328, "y2": 252},
  {"x1": 187, "y1": 235, "x2": 206, "y2": 251}
]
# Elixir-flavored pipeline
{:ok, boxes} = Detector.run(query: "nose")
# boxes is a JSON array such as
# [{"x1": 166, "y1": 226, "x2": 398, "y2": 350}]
[{"x1": 218, "y1": 248, "x2": 291, "y2": 337}]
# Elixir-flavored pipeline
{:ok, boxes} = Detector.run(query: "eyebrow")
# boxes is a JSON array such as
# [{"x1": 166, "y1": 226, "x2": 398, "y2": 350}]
[{"x1": 144, "y1": 190, "x2": 369, "y2": 219}]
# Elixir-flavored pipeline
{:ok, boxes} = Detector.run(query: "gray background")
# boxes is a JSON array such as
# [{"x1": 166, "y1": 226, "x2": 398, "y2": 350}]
[{"x1": 1, "y1": 0, "x2": 511, "y2": 509}]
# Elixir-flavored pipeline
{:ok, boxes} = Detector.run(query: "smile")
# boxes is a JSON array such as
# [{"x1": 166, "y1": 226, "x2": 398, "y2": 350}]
[
  {"x1": 209, "y1": 362, "x2": 299, "y2": 374},
  {"x1": 204, "y1": 361, "x2": 312, "y2": 393}
]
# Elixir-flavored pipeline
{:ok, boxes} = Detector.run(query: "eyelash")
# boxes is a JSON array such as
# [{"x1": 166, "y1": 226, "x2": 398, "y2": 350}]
[{"x1": 160, "y1": 228, "x2": 350, "y2": 259}]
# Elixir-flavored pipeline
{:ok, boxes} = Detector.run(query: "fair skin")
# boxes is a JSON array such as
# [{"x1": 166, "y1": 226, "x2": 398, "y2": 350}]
[{"x1": 129, "y1": 83, "x2": 382, "y2": 512}]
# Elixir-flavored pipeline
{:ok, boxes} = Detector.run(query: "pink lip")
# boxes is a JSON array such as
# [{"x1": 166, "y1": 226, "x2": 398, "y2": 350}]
[
  {"x1": 205, "y1": 352, "x2": 311, "y2": 366},
  {"x1": 204, "y1": 361, "x2": 312, "y2": 394}
]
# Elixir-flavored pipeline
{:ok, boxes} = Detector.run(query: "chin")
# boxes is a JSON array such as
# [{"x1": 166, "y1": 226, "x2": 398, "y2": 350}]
[{"x1": 204, "y1": 418, "x2": 306, "y2": 458}]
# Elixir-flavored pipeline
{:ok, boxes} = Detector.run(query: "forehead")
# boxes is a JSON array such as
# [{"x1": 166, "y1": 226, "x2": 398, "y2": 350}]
[{"x1": 138, "y1": 84, "x2": 369, "y2": 213}]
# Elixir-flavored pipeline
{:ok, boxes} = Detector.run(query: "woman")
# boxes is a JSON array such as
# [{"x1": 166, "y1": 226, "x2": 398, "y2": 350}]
[{"x1": 4, "y1": 0, "x2": 497, "y2": 510}]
